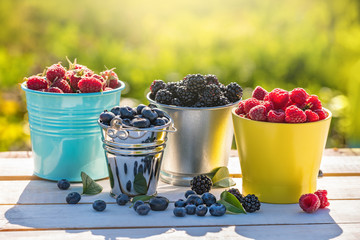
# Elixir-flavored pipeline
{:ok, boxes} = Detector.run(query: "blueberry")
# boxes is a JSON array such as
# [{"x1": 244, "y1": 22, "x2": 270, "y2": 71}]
[
  {"x1": 57, "y1": 179, "x2": 70, "y2": 190},
  {"x1": 66, "y1": 192, "x2": 81, "y2": 204},
  {"x1": 93, "y1": 200, "x2": 106, "y2": 211},
  {"x1": 185, "y1": 194, "x2": 203, "y2": 206},
  {"x1": 119, "y1": 106, "x2": 136, "y2": 119},
  {"x1": 209, "y1": 203, "x2": 226, "y2": 216},
  {"x1": 174, "y1": 199, "x2": 186, "y2": 207},
  {"x1": 99, "y1": 110, "x2": 115, "y2": 125},
  {"x1": 173, "y1": 207, "x2": 186, "y2": 217},
  {"x1": 149, "y1": 196, "x2": 169, "y2": 211},
  {"x1": 110, "y1": 106, "x2": 121, "y2": 116},
  {"x1": 141, "y1": 107, "x2": 158, "y2": 122},
  {"x1": 136, "y1": 104, "x2": 147, "y2": 114},
  {"x1": 122, "y1": 118, "x2": 131, "y2": 126},
  {"x1": 185, "y1": 190, "x2": 196, "y2": 198},
  {"x1": 152, "y1": 108, "x2": 165, "y2": 118},
  {"x1": 116, "y1": 194, "x2": 130, "y2": 206},
  {"x1": 131, "y1": 118, "x2": 151, "y2": 128},
  {"x1": 136, "y1": 203, "x2": 151, "y2": 215},
  {"x1": 154, "y1": 118, "x2": 166, "y2": 126},
  {"x1": 185, "y1": 204, "x2": 196, "y2": 215},
  {"x1": 201, "y1": 192, "x2": 217, "y2": 207},
  {"x1": 196, "y1": 205, "x2": 208, "y2": 216},
  {"x1": 148, "y1": 104, "x2": 158, "y2": 109},
  {"x1": 133, "y1": 200, "x2": 144, "y2": 211}
]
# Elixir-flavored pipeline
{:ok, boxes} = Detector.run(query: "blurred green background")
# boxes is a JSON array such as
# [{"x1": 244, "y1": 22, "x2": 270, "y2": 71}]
[{"x1": 0, "y1": 0, "x2": 359, "y2": 151}]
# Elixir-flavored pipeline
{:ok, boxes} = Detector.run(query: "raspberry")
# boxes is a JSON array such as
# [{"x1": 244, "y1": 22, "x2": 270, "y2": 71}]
[
  {"x1": 46, "y1": 63, "x2": 66, "y2": 83},
  {"x1": 305, "y1": 109, "x2": 319, "y2": 122},
  {"x1": 26, "y1": 76, "x2": 49, "y2": 91},
  {"x1": 315, "y1": 108, "x2": 328, "y2": 120},
  {"x1": 248, "y1": 105, "x2": 267, "y2": 121},
  {"x1": 267, "y1": 109, "x2": 285, "y2": 123},
  {"x1": 252, "y1": 86, "x2": 268, "y2": 100},
  {"x1": 305, "y1": 95, "x2": 322, "y2": 111},
  {"x1": 261, "y1": 101, "x2": 274, "y2": 113},
  {"x1": 263, "y1": 94, "x2": 270, "y2": 101},
  {"x1": 290, "y1": 88, "x2": 309, "y2": 105},
  {"x1": 100, "y1": 69, "x2": 120, "y2": 88},
  {"x1": 269, "y1": 88, "x2": 289, "y2": 109},
  {"x1": 78, "y1": 77, "x2": 103, "y2": 93},
  {"x1": 235, "y1": 101, "x2": 245, "y2": 115},
  {"x1": 47, "y1": 87, "x2": 63, "y2": 93},
  {"x1": 299, "y1": 193, "x2": 320, "y2": 213},
  {"x1": 66, "y1": 70, "x2": 82, "y2": 91},
  {"x1": 314, "y1": 190, "x2": 330, "y2": 208},
  {"x1": 52, "y1": 79, "x2": 73, "y2": 93},
  {"x1": 244, "y1": 98, "x2": 261, "y2": 113},
  {"x1": 285, "y1": 105, "x2": 306, "y2": 123}
]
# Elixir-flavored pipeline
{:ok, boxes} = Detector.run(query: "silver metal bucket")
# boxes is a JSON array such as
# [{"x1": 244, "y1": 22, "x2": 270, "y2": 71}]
[
  {"x1": 147, "y1": 93, "x2": 238, "y2": 186},
  {"x1": 98, "y1": 116, "x2": 176, "y2": 197}
]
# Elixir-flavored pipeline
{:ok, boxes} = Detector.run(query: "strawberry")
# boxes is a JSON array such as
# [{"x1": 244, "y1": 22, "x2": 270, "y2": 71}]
[
  {"x1": 269, "y1": 88, "x2": 289, "y2": 109},
  {"x1": 26, "y1": 76, "x2": 49, "y2": 91},
  {"x1": 252, "y1": 86, "x2": 268, "y2": 100},
  {"x1": 101, "y1": 69, "x2": 120, "y2": 88},
  {"x1": 285, "y1": 105, "x2": 306, "y2": 123},
  {"x1": 52, "y1": 79, "x2": 73, "y2": 93},
  {"x1": 47, "y1": 87, "x2": 63, "y2": 93},
  {"x1": 46, "y1": 63, "x2": 66, "y2": 83},
  {"x1": 78, "y1": 77, "x2": 103, "y2": 93}
]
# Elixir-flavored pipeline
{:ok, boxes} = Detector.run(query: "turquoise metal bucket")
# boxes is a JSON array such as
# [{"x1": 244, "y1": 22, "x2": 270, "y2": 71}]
[{"x1": 21, "y1": 81, "x2": 125, "y2": 181}]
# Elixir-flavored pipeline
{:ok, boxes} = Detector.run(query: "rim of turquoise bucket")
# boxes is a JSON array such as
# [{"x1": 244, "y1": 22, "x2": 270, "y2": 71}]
[
  {"x1": 21, "y1": 80, "x2": 125, "y2": 96},
  {"x1": 231, "y1": 107, "x2": 332, "y2": 125},
  {"x1": 146, "y1": 92, "x2": 241, "y2": 111}
]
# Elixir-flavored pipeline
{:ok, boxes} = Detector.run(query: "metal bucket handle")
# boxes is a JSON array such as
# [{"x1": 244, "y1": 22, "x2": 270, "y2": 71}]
[{"x1": 107, "y1": 114, "x2": 177, "y2": 140}]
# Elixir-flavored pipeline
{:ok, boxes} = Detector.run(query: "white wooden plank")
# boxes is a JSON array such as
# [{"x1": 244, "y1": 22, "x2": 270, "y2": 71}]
[
  {"x1": 320, "y1": 156, "x2": 360, "y2": 174},
  {"x1": 0, "y1": 224, "x2": 359, "y2": 240},
  {"x1": 0, "y1": 200, "x2": 359, "y2": 230},
  {"x1": 0, "y1": 158, "x2": 34, "y2": 177},
  {"x1": 1, "y1": 176, "x2": 359, "y2": 205}
]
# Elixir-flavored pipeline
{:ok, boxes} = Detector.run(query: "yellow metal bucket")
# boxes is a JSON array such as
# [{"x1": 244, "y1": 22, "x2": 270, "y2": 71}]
[{"x1": 232, "y1": 108, "x2": 332, "y2": 203}]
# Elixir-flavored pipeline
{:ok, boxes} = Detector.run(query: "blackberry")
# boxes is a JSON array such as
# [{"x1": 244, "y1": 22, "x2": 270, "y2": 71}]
[
  {"x1": 242, "y1": 194, "x2": 261, "y2": 213},
  {"x1": 177, "y1": 86, "x2": 198, "y2": 106},
  {"x1": 150, "y1": 80, "x2": 166, "y2": 96},
  {"x1": 184, "y1": 74, "x2": 206, "y2": 93},
  {"x1": 172, "y1": 98, "x2": 181, "y2": 106},
  {"x1": 165, "y1": 82, "x2": 179, "y2": 97},
  {"x1": 193, "y1": 101, "x2": 206, "y2": 108},
  {"x1": 190, "y1": 175, "x2": 212, "y2": 195},
  {"x1": 155, "y1": 89, "x2": 173, "y2": 104},
  {"x1": 201, "y1": 84, "x2": 221, "y2": 106},
  {"x1": 217, "y1": 95, "x2": 230, "y2": 106},
  {"x1": 204, "y1": 74, "x2": 220, "y2": 86},
  {"x1": 227, "y1": 188, "x2": 244, "y2": 203},
  {"x1": 219, "y1": 83, "x2": 227, "y2": 93},
  {"x1": 226, "y1": 82, "x2": 243, "y2": 103}
]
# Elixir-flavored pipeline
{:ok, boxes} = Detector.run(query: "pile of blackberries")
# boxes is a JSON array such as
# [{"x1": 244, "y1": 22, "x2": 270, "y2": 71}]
[
  {"x1": 149, "y1": 74, "x2": 243, "y2": 107},
  {"x1": 99, "y1": 104, "x2": 169, "y2": 128}
]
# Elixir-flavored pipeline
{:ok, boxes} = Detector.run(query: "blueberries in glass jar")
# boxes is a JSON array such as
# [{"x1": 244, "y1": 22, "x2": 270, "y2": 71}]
[
  {"x1": 119, "y1": 106, "x2": 136, "y2": 119},
  {"x1": 110, "y1": 106, "x2": 121, "y2": 116},
  {"x1": 154, "y1": 118, "x2": 166, "y2": 126},
  {"x1": 152, "y1": 108, "x2": 165, "y2": 118},
  {"x1": 99, "y1": 110, "x2": 115, "y2": 125},
  {"x1": 136, "y1": 104, "x2": 147, "y2": 115}
]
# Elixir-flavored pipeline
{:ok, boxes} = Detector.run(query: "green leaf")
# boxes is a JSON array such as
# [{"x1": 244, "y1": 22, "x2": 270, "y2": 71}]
[
  {"x1": 206, "y1": 167, "x2": 221, "y2": 179},
  {"x1": 211, "y1": 166, "x2": 236, "y2": 188},
  {"x1": 213, "y1": 177, "x2": 236, "y2": 188},
  {"x1": 133, "y1": 172, "x2": 148, "y2": 195},
  {"x1": 218, "y1": 191, "x2": 246, "y2": 214},
  {"x1": 131, "y1": 195, "x2": 154, "y2": 203},
  {"x1": 81, "y1": 171, "x2": 103, "y2": 195}
]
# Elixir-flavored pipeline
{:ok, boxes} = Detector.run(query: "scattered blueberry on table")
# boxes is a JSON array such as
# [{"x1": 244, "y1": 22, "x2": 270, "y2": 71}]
[
  {"x1": 57, "y1": 179, "x2": 70, "y2": 190},
  {"x1": 66, "y1": 192, "x2": 81, "y2": 204},
  {"x1": 93, "y1": 200, "x2": 106, "y2": 211}
]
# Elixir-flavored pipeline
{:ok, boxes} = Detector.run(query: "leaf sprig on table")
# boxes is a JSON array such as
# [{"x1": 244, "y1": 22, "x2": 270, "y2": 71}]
[
  {"x1": 81, "y1": 171, "x2": 103, "y2": 195},
  {"x1": 209, "y1": 167, "x2": 236, "y2": 188}
]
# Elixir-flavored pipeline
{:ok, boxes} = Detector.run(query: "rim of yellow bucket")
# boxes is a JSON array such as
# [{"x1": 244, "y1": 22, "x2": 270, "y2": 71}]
[
  {"x1": 231, "y1": 107, "x2": 332, "y2": 125},
  {"x1": 21, "y1": 80, "x2": 125, "y2": 96}
]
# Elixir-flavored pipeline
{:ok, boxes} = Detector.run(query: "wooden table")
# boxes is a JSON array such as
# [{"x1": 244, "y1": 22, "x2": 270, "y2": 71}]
[{"x1": 0, "y1": 149, "x2": 359, "y2": 239}]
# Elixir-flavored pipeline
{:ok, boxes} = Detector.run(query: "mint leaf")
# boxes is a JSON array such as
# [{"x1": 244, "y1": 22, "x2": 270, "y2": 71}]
[
  {"x1": 81, "y1": 171, "x2": 103, "y2": 195},
  {"x1": 218, "y1": 191, "x2": 246, "y2": 214},
  {"x1": 131, "y1": 195, "x2": 154, "y2": 203},
  {"x1": 133, "y1": 172, "x2": 147, "y2": 195},
  {"x1": 211, "y1": 167, "x2": 236, "y2": 188}
]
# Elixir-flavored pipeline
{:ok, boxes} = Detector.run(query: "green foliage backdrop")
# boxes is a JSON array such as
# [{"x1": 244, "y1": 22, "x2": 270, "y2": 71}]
[{"x1": 0, "y1": 0, "x2": 359, "y2": 150}]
